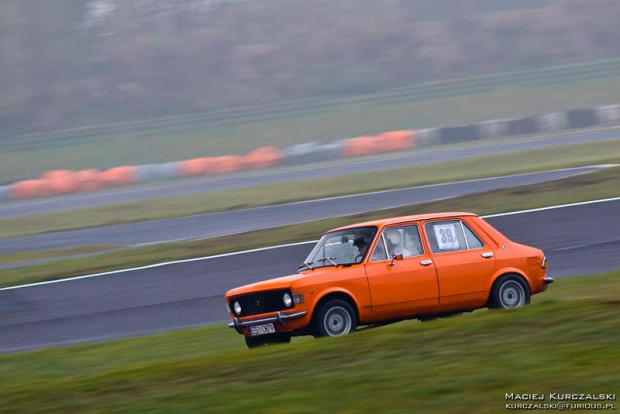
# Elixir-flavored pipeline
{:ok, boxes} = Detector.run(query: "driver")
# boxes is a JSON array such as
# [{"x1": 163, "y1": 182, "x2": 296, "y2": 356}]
[{"x1": 354, "y1": 237, "x2": 368, "y2": 254}]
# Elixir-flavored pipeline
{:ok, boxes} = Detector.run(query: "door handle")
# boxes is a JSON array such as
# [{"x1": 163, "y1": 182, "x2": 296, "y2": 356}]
[
  {"x1": 481, "y1": 252, "x2": 494, "y2": 258},
  {"x1": 420, "y1": 259, "x2": 433, "y2": 266}
]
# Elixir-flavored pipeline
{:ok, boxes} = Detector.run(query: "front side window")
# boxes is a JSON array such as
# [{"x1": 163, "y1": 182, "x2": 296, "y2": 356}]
[
  {"x1": 372, "y1": 224, "x2": 424, "y2": 261},
  {"x1": 302, "y1": 226, "x2": 377, "y2": 269},
  {"x1": 425, "y1": 220, "x2": 485, "y2": 253}
]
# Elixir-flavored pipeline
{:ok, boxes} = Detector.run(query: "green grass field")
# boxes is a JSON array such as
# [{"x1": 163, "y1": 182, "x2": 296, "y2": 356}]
[
  {"x1": 0, "y1": 245, "x2": 118, "y2": 265},
  {"x1": 2, "y1": 165, "x2": 619, "y2": 289},
  {"x1": 1, "y1": 138, "x2": 619, "y2": 241},
  {"x1": 2, "y1": 68, "x2": 620, "y2": 182},
  {"x1": 1, "y1": 271, "x2": 618, "y2": 413}
]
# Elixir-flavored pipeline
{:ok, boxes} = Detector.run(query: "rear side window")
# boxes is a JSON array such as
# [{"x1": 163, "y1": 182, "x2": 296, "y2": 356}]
[
  {"x1": 425, "y1": 220, "x2": 485, "y2": 253},
  {"x1": 463, "y1": 222, "x2": 484, "y2": 249}
]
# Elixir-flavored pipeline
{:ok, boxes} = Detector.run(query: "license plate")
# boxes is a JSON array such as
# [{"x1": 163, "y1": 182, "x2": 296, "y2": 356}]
[{"x1": 249, "y1": 323, "x2": 276, "y2": 336}]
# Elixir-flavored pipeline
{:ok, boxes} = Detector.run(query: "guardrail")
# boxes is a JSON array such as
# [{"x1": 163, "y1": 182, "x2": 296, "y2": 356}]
[{"x1": 3, "y1": 58, "x2": 620, "y2": 152}]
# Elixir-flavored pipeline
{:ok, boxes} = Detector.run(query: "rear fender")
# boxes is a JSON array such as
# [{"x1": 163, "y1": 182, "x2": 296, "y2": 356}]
[{"x1": 488, "y1": 267, "x2": 532, "y2": 293}]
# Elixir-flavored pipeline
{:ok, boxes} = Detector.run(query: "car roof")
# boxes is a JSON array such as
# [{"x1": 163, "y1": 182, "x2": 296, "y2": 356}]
[{"x1": 330, "y1": 212, "x2": 477, "y2": 232}]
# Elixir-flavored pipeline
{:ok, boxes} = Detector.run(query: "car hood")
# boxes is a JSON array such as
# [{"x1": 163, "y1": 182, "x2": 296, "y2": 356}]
[{"x1": 226, "y1": 273, "x2": 307, "y2": 298}]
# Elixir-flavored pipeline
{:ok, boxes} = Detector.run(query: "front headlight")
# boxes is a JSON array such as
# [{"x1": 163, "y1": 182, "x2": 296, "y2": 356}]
[
  {"x1": 233, "y1": 301, "x2": 242, "y2": 315},
  {"x1": 283, "y1": 292, "x2": 293, "y2": 308}
]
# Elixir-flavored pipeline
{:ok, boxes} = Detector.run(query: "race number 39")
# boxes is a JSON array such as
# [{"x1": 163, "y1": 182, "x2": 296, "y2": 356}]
[{"x1": 434, "y1": 223, "x2": 460, "y2": 250}]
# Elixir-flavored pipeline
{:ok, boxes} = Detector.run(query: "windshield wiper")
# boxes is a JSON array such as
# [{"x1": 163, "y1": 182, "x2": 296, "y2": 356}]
[
  {"x1": 298, "y1": 261, "x2": 314, "y2": 271},
  {"x1": 316, "y1": 257, "x2": 338, "y2": 266}
]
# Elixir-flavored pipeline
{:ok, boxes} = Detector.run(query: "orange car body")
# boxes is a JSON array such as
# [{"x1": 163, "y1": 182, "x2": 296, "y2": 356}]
[{"x1": 226, "y1": 212, "x2": 552, "y2": 340}]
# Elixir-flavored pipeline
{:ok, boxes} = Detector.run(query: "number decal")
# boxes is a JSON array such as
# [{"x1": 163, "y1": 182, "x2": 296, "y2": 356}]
[
  {"x1": 434, "y1": 223, "x2": 460, "y2": 250},
  {"x1": 439, "y1": 228, "x2": 454, "y2": 244}
]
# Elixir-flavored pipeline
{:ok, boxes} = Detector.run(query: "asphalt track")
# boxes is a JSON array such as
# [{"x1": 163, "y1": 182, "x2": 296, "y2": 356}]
[
  {"x1": 1, "y1": 198, "x2": 619, "y2": 353},
  {"x1": 0, "y1": 127, "x2": 618, "y2": 220},
  {"x1": 0, "y1": 165, "x2": 609, "y2": 255}
]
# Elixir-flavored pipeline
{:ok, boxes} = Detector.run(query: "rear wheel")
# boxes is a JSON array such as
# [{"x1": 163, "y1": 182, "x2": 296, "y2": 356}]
[
  {"x1": 489, "y1": 275, "x2": 531, "y2": 309},
  {"x1": 245, "y1": 332, "x2": 291, "y2": 349},
  {"x1": 313, "y1": 299, "x2": 357, "y2": 338}
]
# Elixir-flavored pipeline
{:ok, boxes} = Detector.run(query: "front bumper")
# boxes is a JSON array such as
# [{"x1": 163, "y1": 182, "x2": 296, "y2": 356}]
[{"x1": 228, "y1": 310, "x2": 307, "y2": 333}]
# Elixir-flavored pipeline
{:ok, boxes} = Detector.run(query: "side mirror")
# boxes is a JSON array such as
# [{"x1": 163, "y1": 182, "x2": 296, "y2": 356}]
[{"x1": 389, "y1": 253, "x2": 404, "y2": 266}]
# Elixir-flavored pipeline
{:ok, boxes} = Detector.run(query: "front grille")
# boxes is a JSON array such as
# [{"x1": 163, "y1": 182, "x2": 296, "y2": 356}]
[{"x1": 233, "y1": 290, "x2": 290, "y2": 317}]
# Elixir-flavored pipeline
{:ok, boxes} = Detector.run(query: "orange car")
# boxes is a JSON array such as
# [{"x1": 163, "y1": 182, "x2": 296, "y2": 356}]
[{"x1": 226, "y1": 212, "x2": 553, "y2": 348}]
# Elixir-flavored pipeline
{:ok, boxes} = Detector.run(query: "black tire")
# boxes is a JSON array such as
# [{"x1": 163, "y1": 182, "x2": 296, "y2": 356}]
[
  {"x1": 313, "y1": 299, "x2": 357, "y2": 338},
  {"x1": 488, "y1": 275, "x2": 531, "y2": 309},
  {"x1": 244, "y1": 332, "x2": 291, "y2": 349}
]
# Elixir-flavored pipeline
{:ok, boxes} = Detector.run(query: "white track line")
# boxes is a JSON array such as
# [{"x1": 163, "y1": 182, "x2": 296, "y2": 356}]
[
  {"x1": 0, "y1": 240, "x2": 317, "y2": 292},
  {"x1": 269, "y1": 164, "x2": 616, "y2": 207},
  {"x1": 484, "y1": 196, "x2": 620, "y2": 218},
  {"x1": 1, "y1": 196, "x2": 620, "y2": 292}
]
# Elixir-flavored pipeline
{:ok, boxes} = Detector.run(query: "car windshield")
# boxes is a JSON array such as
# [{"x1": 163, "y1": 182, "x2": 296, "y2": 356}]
[{"x1": 301, "y1": 226, "x2": 377, "y2": 270}]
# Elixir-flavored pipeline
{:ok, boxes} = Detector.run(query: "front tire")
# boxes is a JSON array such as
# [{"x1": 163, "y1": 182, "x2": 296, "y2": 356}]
[
  {"x1": 489, "y1": 275, "x2": 531, "y2": 309},
  {"x1": 313, "y1": 299, "x2": 357, "y2": 337}
]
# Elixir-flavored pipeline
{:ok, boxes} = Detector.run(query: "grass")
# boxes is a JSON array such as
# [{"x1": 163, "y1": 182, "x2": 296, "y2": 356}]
[
  {"x1": 1, "y1": 138, "x2": 620, "y2": 241},
  {"x1": 2, "y1": 165, "x2": 620, "y2": 289},
  {"x1": 3, "y1": 69, "x2": 620, "y2": 182},
  {"x1": 0, "y1": 245, "x2": 117, "y2": 265},
  {"x1": 0, "y1": 270, "x2": 618, "y2": 413}
]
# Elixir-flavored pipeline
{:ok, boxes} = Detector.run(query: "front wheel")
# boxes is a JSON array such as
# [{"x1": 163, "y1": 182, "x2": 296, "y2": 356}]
[
  {"x1": 313, "y1": 299, "x2": 357, "y2": 338},
  {"x1": 489, "y1": 275, "x2": 531, "y2": 309}
]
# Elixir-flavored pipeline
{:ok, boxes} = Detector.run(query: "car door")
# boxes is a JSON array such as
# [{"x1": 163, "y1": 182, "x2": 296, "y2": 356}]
[
  {"x1": 423, "y1": 219, "x2": 496, "y2": 306},
  {"x1": 365, "y1": 224, "x2": 439, "y2": 319}
]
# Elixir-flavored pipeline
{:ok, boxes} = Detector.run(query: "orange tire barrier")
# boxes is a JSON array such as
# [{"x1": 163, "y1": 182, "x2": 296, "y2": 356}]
[
  {"x1": 3, "y1": 128, "x2": 419, "y2": 201},
  {"x1": 379, "y1": 130, "x2": 417, "y2": 151},
  {"x1": 178, "y1": 158, "x2": 211, "y2": 176},
  {"x1": 75, "y1": 169, "x2": 104, "y2": 192},
  {"x1": 369, "y1": 135, "x2": 394, "y2": 154},
  {"x1": 343, "y1": 136, "x2": 378, "y2": 157},
  {"x1": 242, "y1": 146, "x2": 284, "y2": 169},
  {"x1": 41, "y1": 170, "x2": 78, "y2": 195},
  {"x1": 10, "y1": 179, "x2": 53, "y2": 199},
  {"x1": 99, "y1": 166, "x2": 137, "y2": 187},
  {"x1": 202, "y1": 157, "x2": 222, "y2": 174},
  {"x1": 210, "y1": 155, "x2": 243, "y2": 173}
]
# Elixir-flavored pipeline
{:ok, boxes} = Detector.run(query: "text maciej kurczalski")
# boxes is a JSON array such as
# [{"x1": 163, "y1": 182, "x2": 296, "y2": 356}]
[{"x1": 506, "y1": 394, "x2": 616, "y2": 401}]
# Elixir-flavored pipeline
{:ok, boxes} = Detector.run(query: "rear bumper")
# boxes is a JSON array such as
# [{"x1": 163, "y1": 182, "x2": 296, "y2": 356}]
[
  {"x1": 228, "y1": 310, "x2": 307, "y2": 333},
  {"x1": 542, "y1": 276, "x2": 554, "y2": 291}
]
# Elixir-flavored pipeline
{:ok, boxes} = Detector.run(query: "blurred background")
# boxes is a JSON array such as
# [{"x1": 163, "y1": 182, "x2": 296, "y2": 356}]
[
  {"x1": 2, "y1": 0, "x2": 620, "y2": 182},
  {"x1": 1, "y1": 3, "x2": 620, "y2": 410}
]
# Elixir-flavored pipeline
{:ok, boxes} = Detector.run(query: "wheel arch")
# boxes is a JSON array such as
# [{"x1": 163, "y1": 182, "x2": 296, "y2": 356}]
[
  {"x1": 489, "y1": 268, "x2": 532, "y2": 292},
  {"x1": 486, "y1": 269, "x2": 532, "y2": 305},
  {"x1": 311, "y1": 288, "x2": 360, "y2": 324}
]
